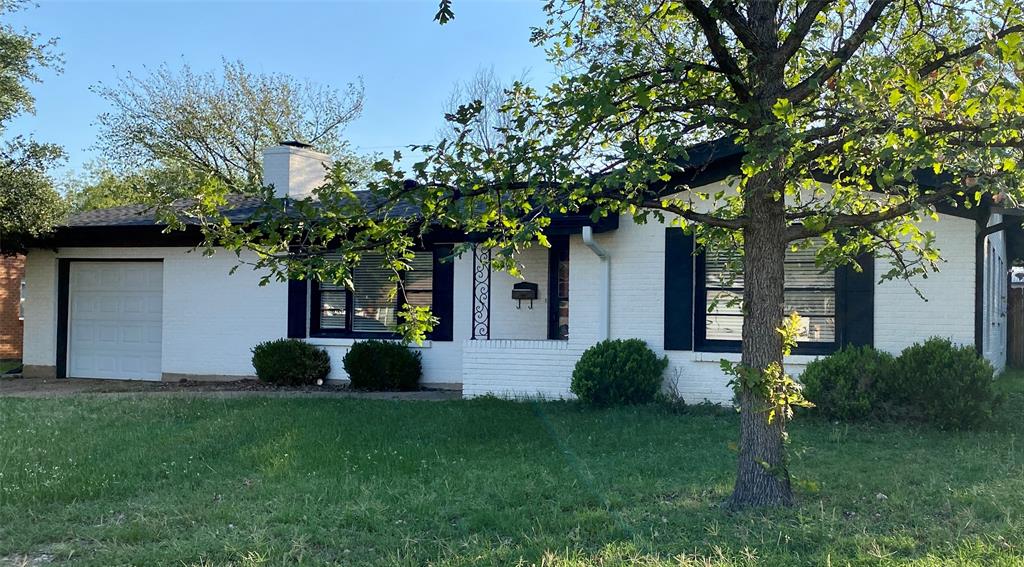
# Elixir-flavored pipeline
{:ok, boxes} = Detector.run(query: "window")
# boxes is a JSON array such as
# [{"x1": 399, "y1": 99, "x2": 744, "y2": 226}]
[
  {"x1": 555, "y1": 258, "x2": 570, "y2": 339},
  {"x1": 548, "y1": 236, "x2": 570, "y2": 340},
  {"x1": 701, "y1": 240, "x2": 836, "y2": 347},
  {"x1": 318, "y1": 281, "x2": 347, "y2": 329},
  {"x1": 311, "y1": 251, "x2": 434, "y2": 337}
]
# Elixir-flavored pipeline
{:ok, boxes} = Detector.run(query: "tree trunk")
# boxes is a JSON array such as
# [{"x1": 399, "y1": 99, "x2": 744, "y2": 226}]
[{"x1": 726, "y1": 176, "x2": 794, "y2": 509}]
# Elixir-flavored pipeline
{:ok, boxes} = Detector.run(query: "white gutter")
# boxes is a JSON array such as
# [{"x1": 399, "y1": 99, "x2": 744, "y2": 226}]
[{"x1": 581, "y1": 226, "x2": 611, "y2": 341}]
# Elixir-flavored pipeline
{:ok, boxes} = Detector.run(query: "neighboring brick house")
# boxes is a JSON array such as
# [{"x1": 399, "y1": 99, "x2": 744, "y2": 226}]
[{"x1": 0, "y1": 255, "x2": 24, "y2": 360}]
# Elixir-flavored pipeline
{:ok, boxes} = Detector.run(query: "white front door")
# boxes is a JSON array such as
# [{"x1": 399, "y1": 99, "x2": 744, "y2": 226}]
[{"x1": 68, "y1": 262, "x2": 163, "y2": 380}]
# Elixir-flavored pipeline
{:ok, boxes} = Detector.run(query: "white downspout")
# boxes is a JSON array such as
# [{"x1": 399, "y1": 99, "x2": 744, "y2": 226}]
[{"x1": 581, "y1": 226, "x2": 611, "y2": 341}]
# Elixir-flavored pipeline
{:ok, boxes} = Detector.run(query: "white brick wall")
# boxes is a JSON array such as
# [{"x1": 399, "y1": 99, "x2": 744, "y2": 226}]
[
  {"x1": 576, "y1": 215, "x2": 743, "y2": 403},
  {"x1": 873, "y1": 215, "x2": 977, "y2": 355},
  {"x1": 23, "y1": 204, "x2": 990, "y2": 396},
  {"x1": 462, "y1": 339, "x2": 583, "y2": 398},
  {"x1": 22, "y1": 249, "x2": 57, "y2": 369},
  {"x1": 464, "y1": 211, "x2": 987, "y2": 403},
  {"x1": 23, "y1": 247, "x2": 286, "y2": 378},
  {"x1": 463, "y1": 218, "x2": 736, "y2": 401},
  {"x1": 21, "y1": 246, "x2": 472, "y2": 385},
  {"x1": 488, "y1": 247, "x2": 549, "y2": 340}
]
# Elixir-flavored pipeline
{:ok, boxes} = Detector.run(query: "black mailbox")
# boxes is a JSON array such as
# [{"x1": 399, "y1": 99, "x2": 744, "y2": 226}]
[{"x1": 512, "y1": 282, "x2": 539, "y2": 309}]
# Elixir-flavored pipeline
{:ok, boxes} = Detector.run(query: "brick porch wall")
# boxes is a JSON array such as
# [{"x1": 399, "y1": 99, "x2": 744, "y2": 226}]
[{"x1": 0, "y1": 256, "x2": 24, "y2": 359}]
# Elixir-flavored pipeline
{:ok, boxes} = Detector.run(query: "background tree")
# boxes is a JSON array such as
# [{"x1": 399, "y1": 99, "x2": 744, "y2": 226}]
[
  {"x1": 60, "y1": 161, "x2": 198, "y2": 213},
  {"x1": 0, "y1": 0, "x2": 68, "y2": 252},
  {"x1": 438, "y1": 66, "x2": 525, "y2": 156},
  {"x1": 93, "y1": 59, "x2": 368, "y2": 193},
  {"x1": 170, "y1": 0, "x2": 1024, "y2": 509}
]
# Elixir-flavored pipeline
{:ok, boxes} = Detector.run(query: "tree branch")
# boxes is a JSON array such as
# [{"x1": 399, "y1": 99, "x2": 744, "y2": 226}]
[
  {"x1": 681, "y1": 0, "x2": 752, "y2": 103},
  {"x1": 784, "y1": 0, "x2": 896, "y2": 104},
  {"x1": 918, "y1": 24, "x2": 1024, "y2": 76},
  {"x1": 776, "y1": 0, "x2": 835, "y2": 64},
  {"x1": 644, "y1": 199, "x2": 748, "y2": 229},
  {"x1": 709, "y1": 0, "x2": 762, "y2": 50},
  {"x1": 786, "y1": 183, "x2": 962, "y2": 240}
]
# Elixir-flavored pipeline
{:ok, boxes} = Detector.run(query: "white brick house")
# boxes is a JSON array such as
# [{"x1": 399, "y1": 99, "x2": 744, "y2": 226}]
[{"x1": 15, "y1": 142, "x2": 1013, "y2": 402}]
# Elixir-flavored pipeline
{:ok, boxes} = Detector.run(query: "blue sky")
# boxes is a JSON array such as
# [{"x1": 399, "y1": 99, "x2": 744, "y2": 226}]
[{"x1": 7, "y1": 0, "x2": 554, "y2": 177}]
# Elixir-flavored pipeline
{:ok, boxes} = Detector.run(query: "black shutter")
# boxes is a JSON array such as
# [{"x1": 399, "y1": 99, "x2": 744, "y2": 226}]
[
  {"x1": 429, "y1": 245, "x2": 455, "y2": 341},
  {"x1": 287, "y1": 279, "x2": 308, "y2": 338},
  {"x1": 838, "y1": 253, "x2": 874, "y2": 347},
  {"x1": 665, "y1": 228, "x2": 695, "y2": 350}
]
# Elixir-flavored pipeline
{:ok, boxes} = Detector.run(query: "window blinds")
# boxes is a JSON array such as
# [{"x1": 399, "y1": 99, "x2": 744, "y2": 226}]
[
  {"x1": 317, "y1": 251, "x2": 434, "y2": 334},
  {"x1": 704, "y1": 241, "x2": 836, "y2": 342}
]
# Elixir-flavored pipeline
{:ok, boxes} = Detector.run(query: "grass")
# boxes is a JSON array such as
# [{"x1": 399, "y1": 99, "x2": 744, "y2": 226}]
[
  {"x1": 1, "y1": 377, "x2": 1023, "y2": 566},
  {"x1": 0, "y1": 360, "x2": 20, "y2": 374}
]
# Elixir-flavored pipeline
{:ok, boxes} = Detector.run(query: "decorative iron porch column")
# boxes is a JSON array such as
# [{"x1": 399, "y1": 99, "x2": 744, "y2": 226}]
[{"x1": 470, "y1": 244, "x2": 491, "y2": 340}]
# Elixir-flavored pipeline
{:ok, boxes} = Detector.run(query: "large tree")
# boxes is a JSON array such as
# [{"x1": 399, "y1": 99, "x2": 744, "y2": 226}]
[
  {"x1": 171, "y1": 0, "x2": 1024, "y2": 508},
  {"x1": 0, "y1": 0, "x2": 67, "y2": 252},
  {"x1": 94, "y1": 59, "x2": 367, "y2": 192}
]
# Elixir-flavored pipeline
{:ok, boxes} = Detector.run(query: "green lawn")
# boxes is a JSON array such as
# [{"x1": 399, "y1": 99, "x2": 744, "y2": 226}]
[{"x1": 1, "y1": 377, "x2": 1023, "y2": 566}]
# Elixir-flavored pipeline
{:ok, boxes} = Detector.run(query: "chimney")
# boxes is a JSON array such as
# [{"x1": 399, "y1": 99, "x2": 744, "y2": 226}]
[{"x1": 262, "y1": 141, "x2": 333, "y2": 200}]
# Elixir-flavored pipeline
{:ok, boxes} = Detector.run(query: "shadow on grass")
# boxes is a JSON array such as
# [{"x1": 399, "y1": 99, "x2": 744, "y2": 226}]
[{"x1": 0, "y1": 377, "x2": 1022, "y2": 565}]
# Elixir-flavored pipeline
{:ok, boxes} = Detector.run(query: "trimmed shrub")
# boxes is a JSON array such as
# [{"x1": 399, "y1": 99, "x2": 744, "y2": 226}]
[
  {"x1": 888, "y1": 337, "x2": 1000, "y2": 429},
  {"x1": 799, "y1": 345, "x2": 895, "y2": 421},
  {"x1": 571, "y1": 339, "x2": 668, "y2": 406},
  {"x1": 343, "y1": 340, "x2": 422, "y2": 391},
  {"x1": 251, "y1": 339, "x2": 331, "y2": 386}
]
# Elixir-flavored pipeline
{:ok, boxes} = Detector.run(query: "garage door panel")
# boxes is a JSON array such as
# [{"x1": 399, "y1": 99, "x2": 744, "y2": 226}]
[
  {"x1": 68, "y1": 262, "x2": 163, "y2": 381},
  {"x1": 73, "y1": 293, "x2": 161, "y2": 317},
  {"x1": 97, "y1": 322, "x2": 118, "y2": 344},
  {"x1": 72, "y1": 268, "x2": 101, "y2": 290}
]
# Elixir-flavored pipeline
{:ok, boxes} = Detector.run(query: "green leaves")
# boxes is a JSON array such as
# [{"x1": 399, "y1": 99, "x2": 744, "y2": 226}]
[
  {"x1": 771, "y1": 98, "x2": 796, "y2": 126},
  {"x1": 0, "y1": 139, "x2": 68, "y2": 252},
  {"x1": 0, "y1": 2, "x2": 66, "y2": 252},
  {"x1": 434, "y1": 0, "x2": 454, "y2": 25},
  {"x1": 157, "y1": 0, "x2": 1024, "y2": 351}
]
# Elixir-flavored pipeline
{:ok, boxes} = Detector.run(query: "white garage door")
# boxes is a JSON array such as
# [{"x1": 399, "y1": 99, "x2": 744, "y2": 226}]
[{"x1": 68, "y1": 262, "x2": 163, "y2": 380}]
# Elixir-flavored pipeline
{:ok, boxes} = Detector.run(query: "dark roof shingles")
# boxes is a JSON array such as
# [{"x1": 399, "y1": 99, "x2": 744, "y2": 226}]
[{"x1": 66, "y1": 195, "x2": 272, "y2": 227}]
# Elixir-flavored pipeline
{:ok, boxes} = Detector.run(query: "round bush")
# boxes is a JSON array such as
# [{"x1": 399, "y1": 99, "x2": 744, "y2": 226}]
[
  {"x1": 343, "y1": 340, "x2": 422, "y2": 391},
  {"x1": 799, "y1": 345, "x2": 895, "y2": 421},
  {"x1": 888, "y1": 337, "x2": 1000, "y2": 429},
  {"x1": 251, "y1": 339, "x2": 331, "y2": 386},
  {"x1": 571, "y1": 338, "x2": 668, "y2": 406}
]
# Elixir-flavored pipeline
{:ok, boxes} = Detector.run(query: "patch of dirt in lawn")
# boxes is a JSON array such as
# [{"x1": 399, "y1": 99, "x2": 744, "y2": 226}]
[
  {"x1": 0, "y1": 553, "x2": 54, "y2": 566},
  {"x1": 0, "y1": 376, "x2": 460, "y2": 400}
]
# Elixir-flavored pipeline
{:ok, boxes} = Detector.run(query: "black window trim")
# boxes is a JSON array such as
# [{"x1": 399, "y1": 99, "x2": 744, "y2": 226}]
[
  {"x1": 693, "y1": 249, "x2": 843, "y2": 356},
  {"x1": 309, "y1": 249, "x2": 434, "y2": 340}
]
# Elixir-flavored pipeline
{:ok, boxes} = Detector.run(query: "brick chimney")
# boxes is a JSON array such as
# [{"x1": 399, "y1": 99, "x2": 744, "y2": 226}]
[{"x1": 262, "y1": 141, "x2": 333, "y2": 200}]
